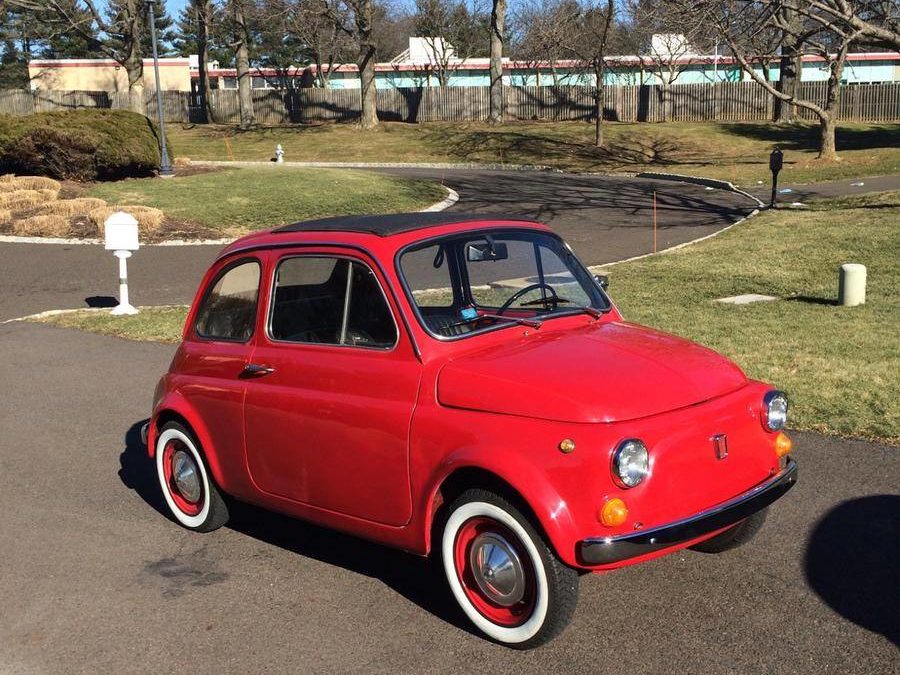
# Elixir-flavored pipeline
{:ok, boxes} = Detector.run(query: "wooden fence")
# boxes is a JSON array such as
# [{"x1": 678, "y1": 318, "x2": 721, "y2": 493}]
[{"x1": 2, "y1": 81, "x2": 899, "y2": 125}]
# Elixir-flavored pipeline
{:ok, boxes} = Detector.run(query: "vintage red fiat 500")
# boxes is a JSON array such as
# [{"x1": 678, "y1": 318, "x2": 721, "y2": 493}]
[{"x1": 145, "y1": 213, "x2": 797, "y2": 648}]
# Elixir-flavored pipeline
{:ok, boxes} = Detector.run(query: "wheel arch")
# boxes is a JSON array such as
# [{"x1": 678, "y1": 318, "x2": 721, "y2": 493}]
[
  {"x1": 423, "y1": 462, "x2": 578, "y2": 567},
  {"x1": 150, "y1": 395, "x2": 227, "y2": 490}
]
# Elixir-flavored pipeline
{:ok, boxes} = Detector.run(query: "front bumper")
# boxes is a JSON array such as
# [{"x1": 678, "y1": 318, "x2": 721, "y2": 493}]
[{"x1": 579, "y1": 457, "x2": 798, "y2": 565}]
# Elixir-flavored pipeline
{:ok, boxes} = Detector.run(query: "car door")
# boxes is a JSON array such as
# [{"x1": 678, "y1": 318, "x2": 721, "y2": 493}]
[
  {"x1": 242, "y1": 249, "x2": 421, "y2": 527},
  {"x1": 173, "y1": 255, "x2": 264, "y2": 486}
]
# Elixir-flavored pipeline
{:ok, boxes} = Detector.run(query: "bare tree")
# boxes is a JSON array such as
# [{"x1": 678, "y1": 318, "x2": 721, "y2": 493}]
[
  {"x1": 11, "y1": 0, "x2": 146, "y2": 113},
  {"x1": 702, "y1": 0, "x2": 861, "y2": 159},
  {"x1": 193, "y1": 0, "x2": 216, "y2": 122},
  {"x1": 325, "y1": 0, "x2": 379, "y2": 129},
  {"x1": 627, "y1": 1, "x2": 716, "y2": 121},
  {"x1": 782, "y1": 0, "x2": 899, "y2": 50},
  {"x1": 225, "y1": 0, "x2": 256, "y2": 129},
  {"x1": 488, "y1": 0, "x2": 506, "y2": 123},
  {"x1": 413, "y1": 0, "x2": 485, "y2": 86},
  {"x1": 286, "y1": 0, "x2": 351, "y2": 87},
  {"x1": 560, "y1": 0, "x2": 616, "y2": 146},
  {"x1": 511, "y1": 0, "x2": 579, "y2": 86}
]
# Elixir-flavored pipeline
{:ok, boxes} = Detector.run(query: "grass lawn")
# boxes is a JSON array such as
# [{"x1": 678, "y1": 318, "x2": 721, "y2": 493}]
[
  {"x1": 36, "y1": 191, "x2": 899, "y2": 443},
  {"x1": 168, "y1": 120, "x2": 900, "y2": 187},
  {"x1": 86, "y1": 166, "x2": 445, "y2": 235}
]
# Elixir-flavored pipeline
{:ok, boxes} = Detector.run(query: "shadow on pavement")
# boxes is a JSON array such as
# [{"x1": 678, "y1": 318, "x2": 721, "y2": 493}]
[
  {"x1": 804, "y1": 495, "x2": 899, "y2": 647},
  {"x1": 118, "y1": 419, "x2": 472, "y2": 635}
]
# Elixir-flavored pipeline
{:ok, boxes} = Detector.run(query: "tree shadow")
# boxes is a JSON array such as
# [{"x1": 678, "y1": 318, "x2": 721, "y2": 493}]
[
  {"x1": 720, "y1": 122, "x2": 900, "y2": 152},
  {"x1": 804, "y1": 495, "x2": 899, "y2": 647},
  {"x1": 118, "y1": 420, "x2": 472, "y2": 635}
]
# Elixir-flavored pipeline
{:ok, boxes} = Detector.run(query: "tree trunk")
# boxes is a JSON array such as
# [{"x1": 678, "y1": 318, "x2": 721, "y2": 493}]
[
  {"x1": 124, "y1": 0, "x2": 145, "y2": 114},
  {"x1": 594, "y1": 91, "x2": 603, "y2": 147},
  {"x1": 355, "y1": 0, "x2": 378, "y2": 130},
  {"x1": 488, "y1": 0, "x2": 506, "y2": 125},
  {"x1": 818, "y1": 43, "x2": 848, "y2": 160},
  {"x1": 197, "y1": 0, "x2": 215, "y2": 123},
  {"x1": 818, "y1": 116, "x2": 837, "y2": 160},
  {"x1": 232, "y1": 0, "x2": 256, "y2": 130},
  {"x1": 775, "y1": 39, "x2": 801, "y2": 122}
]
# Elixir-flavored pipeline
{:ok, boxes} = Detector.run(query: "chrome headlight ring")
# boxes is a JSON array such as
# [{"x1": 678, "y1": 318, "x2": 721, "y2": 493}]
[{"x1": 611, "y1": 439, "x2": 650, "y2": 488}]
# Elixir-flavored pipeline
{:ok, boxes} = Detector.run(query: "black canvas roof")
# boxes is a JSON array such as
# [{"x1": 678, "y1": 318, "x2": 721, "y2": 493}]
[{"x1": 272, "y1": 212, "x2": 538, "y2": 237}]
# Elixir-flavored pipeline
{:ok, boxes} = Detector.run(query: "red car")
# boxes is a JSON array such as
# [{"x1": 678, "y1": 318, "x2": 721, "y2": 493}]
[{"x1": 145, "y1": 213, "x2": 797, "y2": 648}]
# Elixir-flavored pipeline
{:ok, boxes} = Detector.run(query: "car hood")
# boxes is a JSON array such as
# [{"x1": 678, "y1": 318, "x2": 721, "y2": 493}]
[{"x1": 437, "y1": 321, "x2": 747, "y2": 423}]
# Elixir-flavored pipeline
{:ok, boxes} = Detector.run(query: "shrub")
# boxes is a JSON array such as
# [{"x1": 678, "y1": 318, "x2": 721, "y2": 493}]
[
  {"x1": 89, "y1": 205, "x2": 165, "y2": 235},
  {"x1": 0, "y1": 110, "x2": 172, "y2": 181}
]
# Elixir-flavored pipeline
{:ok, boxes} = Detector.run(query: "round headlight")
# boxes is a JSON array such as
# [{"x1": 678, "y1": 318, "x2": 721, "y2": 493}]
[
  {"x1": 612, "y1": 439, "x2": 649, "y2": 488},
  {"x1": 763, "y1": 391, "x2": 788, "y2": 431}
]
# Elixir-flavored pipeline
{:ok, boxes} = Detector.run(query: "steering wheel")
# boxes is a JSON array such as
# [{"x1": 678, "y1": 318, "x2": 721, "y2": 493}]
[{"x1": 497, "y1": 283, "x2": 559, "y2": 315}]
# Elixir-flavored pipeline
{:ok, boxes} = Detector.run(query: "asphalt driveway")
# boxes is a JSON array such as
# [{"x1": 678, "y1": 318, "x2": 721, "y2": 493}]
[
  {"x1": 0, "y1": 171, "x2": 754, "y2": 322},
  {"x1": 0, "y1": 321, "x2": 896, "y2": 674}
]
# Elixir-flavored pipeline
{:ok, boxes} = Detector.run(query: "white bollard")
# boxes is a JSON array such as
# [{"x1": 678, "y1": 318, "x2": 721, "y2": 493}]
[
  {"x1": 838, "y1": 263, "x2": 866, "y2": 307},
  {"x1": 104, "y1": 211, "x2": 140, "y2": 315}
]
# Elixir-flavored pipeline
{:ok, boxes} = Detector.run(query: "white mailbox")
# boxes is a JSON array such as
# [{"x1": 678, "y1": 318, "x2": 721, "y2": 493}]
[
  {"x1": 104, "y1": 211, "x2": 140, "y2": 251},
  {"x1": 104, "y1": 211, "x2": 140, "y2": 315}
]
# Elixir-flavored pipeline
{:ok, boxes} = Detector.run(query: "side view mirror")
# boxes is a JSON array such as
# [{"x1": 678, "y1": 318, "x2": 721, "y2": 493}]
[{"x1": 594, "y1": 274, "x2": 609, "y2": 290}]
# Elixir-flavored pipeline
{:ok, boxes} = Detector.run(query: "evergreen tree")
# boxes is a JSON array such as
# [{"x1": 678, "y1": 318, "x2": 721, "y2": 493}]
[
  {"x1": 0, "y1": 7, "x2": 31, "y2": 89},
  {"x1": 109, "y1": 0, "x2": 177, "y2": 57},
  {"x1": 174, "y1": 1, "x2": 232, "y2": 66},
  {"x1": 34, "y1": 0, "x2": 100, "y2": 58}
]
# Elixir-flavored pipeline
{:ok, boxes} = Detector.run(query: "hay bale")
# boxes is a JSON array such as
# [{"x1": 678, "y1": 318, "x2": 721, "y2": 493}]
[
  {"x1": 7, "y1": 176, "x2": 62, "y2": 191},
  {"x1": 37, "y1": 197, "x2": 107, "y2": 217},
  {"x1": 0, "y1": 188, "x2": 59, "y2": 211},
  {"x1": 11, "y1": 214, "x2": 71, "y2": 237},
  {"x1": 89, "y1": 205, "x2": 165, "y2": 235},
  {"x1": 0, "y1": 174, "x2": 14, "y2": 183},
  {"x1": 0, "y1": 208, "x2": 11, "y2": 224}
]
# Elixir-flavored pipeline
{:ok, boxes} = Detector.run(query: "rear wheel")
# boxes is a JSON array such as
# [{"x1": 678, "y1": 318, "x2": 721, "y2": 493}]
[
  {"x1": 439, "y1": 489, "x2": 578, "y2": 648},
  {"x1": 155, "y1": 421, "x2": 229, "y2": 532},
  {"x1": 690, "y1": 508, "x2": 768, "y2": 553}
]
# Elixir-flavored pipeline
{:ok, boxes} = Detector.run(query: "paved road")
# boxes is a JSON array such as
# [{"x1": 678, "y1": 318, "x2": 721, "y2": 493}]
[
  {"x1": 0, "y1": 321, "x2": 896, "y2": 674},
  {"x1": 0, "y1": 171, "x2": 754, "y2": 321},
  {"x1": 758, "y1": 173, "x2": 900, "y2": 203}
]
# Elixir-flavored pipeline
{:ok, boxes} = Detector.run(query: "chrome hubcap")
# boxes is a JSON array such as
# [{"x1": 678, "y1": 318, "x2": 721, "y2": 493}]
[
  {"x1": 469, "y1": 532, "x2": 525, "y2": 606},
  {"x1": 171, "y1": 449, "x2": 201, "y2": 503}
]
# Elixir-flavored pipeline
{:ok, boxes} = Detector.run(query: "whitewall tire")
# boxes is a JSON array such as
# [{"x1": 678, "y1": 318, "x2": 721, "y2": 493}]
[
  {"x1": 440, "y1": 489, "x2": 578, "y2": 648},
  {"x1": 155, "y1": 421, "x2": 229, "y2": 532}
]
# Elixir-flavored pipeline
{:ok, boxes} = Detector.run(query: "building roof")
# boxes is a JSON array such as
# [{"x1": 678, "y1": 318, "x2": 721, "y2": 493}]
[{"x1": 272, "y1": 212, "x2": 538, "y2": 237}]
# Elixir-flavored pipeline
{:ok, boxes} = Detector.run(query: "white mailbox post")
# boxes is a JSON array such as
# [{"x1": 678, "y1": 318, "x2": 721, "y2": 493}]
[
  {"x1": 275, "y1": 144, "x2": 285, "y2": 163},
  {"x1": 104, "y1": 211, "x2": 140, "y2": 315}
]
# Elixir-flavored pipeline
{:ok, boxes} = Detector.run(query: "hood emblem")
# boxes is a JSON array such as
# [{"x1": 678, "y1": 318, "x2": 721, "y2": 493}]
[{"x1": 712, "y1": 434, "x2": 728, "y2": 460}]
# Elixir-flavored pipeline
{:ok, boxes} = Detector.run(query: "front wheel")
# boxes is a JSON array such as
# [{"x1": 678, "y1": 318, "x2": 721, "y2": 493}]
[
  {"x1": 155, "y1": 421, "x2": 229, "y2": 532},
  {"x1": 439, "y1": 489, "x2": 579, "y2": 648}
]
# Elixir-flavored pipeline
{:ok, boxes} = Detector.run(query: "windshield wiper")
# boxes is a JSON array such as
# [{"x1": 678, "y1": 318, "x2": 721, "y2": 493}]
[{"x1": 449, "y1": 313, "x2": 543, "y2": 330}]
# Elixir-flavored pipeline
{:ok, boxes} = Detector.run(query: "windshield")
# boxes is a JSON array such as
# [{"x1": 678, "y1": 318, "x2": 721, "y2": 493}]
[{"x1": 398, "y1": 229, "x2": 609, "y2": 339}]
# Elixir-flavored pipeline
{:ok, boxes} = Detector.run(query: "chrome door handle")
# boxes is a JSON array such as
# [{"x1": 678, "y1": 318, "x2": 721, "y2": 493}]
[{"x1": 241, "y1": 363, "x2": 275, "y2": 377}]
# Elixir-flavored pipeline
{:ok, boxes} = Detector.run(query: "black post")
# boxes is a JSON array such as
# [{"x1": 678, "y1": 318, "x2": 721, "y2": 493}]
[
  {"x1": 147, "y1": 0, "x2": 174, "y2": 177},
  {"x1": 769, "y1": 146, "x2": 783, "y2": 208}
]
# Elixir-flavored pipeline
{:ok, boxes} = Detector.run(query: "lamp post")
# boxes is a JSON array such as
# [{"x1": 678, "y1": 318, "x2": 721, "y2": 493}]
[
  {"x1": 769, "y1": 146, "x2": 783, "y2": 208},
  {"x1": 146, "y1": 0, "x2": 174, "y2": 177}
]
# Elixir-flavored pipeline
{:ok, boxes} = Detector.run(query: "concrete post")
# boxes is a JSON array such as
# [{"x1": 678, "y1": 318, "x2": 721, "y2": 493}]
[{"x1": 838, "y1": 263, "x2": 866, "y2": 307}]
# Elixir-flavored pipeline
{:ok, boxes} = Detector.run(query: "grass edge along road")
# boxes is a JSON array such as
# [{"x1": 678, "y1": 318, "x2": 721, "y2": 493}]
[
  {"x1": 36, "y1": 191, "x2": 900, "y2": 445},
  {"x1": 87, "y1": 166, "x2": 445, "y2": 235},
  {"x1": 167, "y1": 120, "x2": 900, "y2": 187}
]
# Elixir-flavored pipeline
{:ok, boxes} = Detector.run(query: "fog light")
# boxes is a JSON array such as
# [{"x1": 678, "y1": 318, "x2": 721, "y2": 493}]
[
  {"x1": 774, "y1": 432, "x2": 792, "y2": 458},
  {"x1": 599, "y1": 498, "x2": 628, "y2": 527}
]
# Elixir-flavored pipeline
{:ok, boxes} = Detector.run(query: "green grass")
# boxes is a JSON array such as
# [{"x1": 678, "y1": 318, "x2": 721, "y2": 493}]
[
  {"x1": 35, "y1": 191, "x2": 900, "y2": 443},
  {"x1": 86, "y1": 166, "x2": 445, "y2": 234},
  {"x1": 38, "y1": 306, "x2": 189, "y2": 343},
  {"x1": 595, "y1": 191, "x2": 899, "y2": 444},
  {"x1": 168, "y1": 120, "x2": 900, "y2": 187}
]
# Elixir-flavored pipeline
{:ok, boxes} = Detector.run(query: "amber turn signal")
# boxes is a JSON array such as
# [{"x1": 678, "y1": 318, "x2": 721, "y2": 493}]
[
  {"x1": 774, "y1": 432, "x2": 793, "y2": 458},
  {"x1": 599, "y1": 498, "x2": 629, "y2": 527}
]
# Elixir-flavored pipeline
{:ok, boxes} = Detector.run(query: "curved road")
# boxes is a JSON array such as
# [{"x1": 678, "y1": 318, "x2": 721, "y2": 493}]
[{"x1": 0, "y1": 170, "x2": 754, "y2": 321}]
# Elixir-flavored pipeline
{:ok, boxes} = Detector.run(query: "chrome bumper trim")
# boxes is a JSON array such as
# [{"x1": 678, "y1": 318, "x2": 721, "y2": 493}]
[
  {"x1": 140, "y1": 422, "x2": 150, "y2": 447},
  {"x1": 578, "y1": 458, "x2": 798, "y2": 566}
]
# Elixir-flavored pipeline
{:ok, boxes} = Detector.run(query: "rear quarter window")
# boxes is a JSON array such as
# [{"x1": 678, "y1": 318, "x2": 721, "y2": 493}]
[{"x1": 194, "y1": 259, "x2": 261, "y2": 342}]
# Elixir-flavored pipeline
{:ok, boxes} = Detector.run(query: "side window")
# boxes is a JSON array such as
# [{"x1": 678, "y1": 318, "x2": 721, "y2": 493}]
[
  {"x1": 194, "y1": 260, "x2": 261, "y2": 341},
  {"x1": 399, "y1": 243, "x2": 454, "y2": 308},
  {"x1": 270, "y1": 256, "x2": 397, "y2": 349}
]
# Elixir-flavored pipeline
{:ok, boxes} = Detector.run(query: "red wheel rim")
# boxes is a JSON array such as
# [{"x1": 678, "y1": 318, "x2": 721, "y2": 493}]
[
  {"x1": 453, "y1": 516, "x2": 536, "y2": 627},
  {"x1": 162, "y1": 439, "x2": 204, "y2": 516}
]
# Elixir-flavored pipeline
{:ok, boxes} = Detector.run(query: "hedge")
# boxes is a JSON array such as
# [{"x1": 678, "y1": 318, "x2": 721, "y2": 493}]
[{"x1": 0, "y1": 109, "x2": 172, "y2": 181}]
